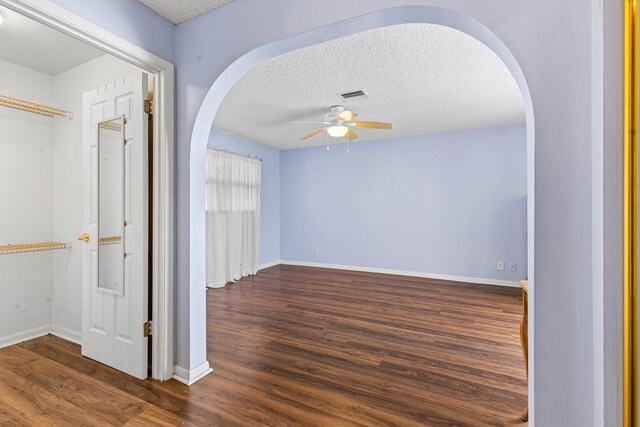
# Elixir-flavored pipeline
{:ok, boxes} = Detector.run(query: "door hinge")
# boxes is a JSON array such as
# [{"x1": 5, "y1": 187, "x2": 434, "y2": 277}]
[
  {"x1": 144, "y1": 99, "x2": 154, "y2": 115},
  {"x1": 143, "y1": 321, "x2": 152, "y2": 337}
]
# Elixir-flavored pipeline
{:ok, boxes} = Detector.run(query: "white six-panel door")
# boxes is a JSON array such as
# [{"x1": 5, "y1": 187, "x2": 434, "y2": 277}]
[{"x1": 81, "y1": 74, "x2": 149, "y2": 379}]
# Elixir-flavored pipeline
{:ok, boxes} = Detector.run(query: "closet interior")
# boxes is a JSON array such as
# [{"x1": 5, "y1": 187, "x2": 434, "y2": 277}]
[{"x1": 0, "y1": 5, "x2": 149, "y2": 348}]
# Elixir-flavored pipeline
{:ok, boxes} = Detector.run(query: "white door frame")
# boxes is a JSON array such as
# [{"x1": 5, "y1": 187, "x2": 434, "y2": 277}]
[{"x1": 0, "y1": 0, "x2": 174, "y2": 381}]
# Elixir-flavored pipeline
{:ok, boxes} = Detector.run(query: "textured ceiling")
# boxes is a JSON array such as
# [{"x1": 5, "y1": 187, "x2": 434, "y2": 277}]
[
  {"x1": 0, "y1": 6, "x2": 104, "y2": 75},
  {"x1": 136, "y1": 0, "x2": 234, "y2": 24},
  {"x1": 214, "y1": 23, "x2": 525, "y2": 150}
]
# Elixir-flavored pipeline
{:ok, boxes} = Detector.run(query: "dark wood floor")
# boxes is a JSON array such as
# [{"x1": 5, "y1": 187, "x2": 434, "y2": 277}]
[{"x1": 0, "y1": 265, "x2": 527, "y2": 426}]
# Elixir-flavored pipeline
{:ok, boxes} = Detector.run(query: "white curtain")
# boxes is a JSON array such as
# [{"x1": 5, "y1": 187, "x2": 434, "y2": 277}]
[{"x1": 205, "y1": 148, "x2": 261, "y2": 288}]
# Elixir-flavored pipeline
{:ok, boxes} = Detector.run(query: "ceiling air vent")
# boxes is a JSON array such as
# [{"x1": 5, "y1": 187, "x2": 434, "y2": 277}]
[{"x1": 338, "y1": 90, "x2": 368, "y2": 101}]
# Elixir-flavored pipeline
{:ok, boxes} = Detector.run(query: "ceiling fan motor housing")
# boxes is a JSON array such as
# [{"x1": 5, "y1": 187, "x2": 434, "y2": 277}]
[{"x1": 326, "y1": 105, "x2": 346, "y2": 121}]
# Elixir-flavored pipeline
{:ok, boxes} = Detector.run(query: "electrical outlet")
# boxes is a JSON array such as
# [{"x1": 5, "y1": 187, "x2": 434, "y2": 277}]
[
  {"x1": 509, "y1": 262, "x2": 517, "y2": 271},
  {"x1": 314, "y1": 248, "x2": 320, "y2": 256},
  {"x1": 497, "y1": 261, "x2": 505, "y2": 271}
]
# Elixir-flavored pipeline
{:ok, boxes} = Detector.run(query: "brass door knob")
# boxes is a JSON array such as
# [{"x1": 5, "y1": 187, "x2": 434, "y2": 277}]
[{"x1": 77, "y1": 233, "x2": 89, "y2": 242}]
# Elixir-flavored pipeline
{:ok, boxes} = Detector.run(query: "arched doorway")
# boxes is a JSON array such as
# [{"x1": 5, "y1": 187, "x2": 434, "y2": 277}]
[{"x1": 187, "y1": 4, "x2": 535, "y2": 419}]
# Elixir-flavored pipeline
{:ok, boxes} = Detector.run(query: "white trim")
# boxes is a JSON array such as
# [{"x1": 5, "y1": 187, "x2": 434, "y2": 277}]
[
  {"x1": 173, "y1": 361, "x2": 213, "y2": 385},
  {"x1": 1, "y1": 0, "x2": 175, "y2": 381},
  {"x1": 0, "y1": 326, "x2": 50, "y2": 349},
  {"x1": 258, "y1": 260, "x2": 281, "y2": 271},
  {"x1": 150, "y1": 59, "x2": 175, "y2": 382},
  {"x1": 279, "y1": 260, "x2": 520, "y2": 288},
  {"x1": 50, "y1": 326, "x2": 82, "y2": 345}
]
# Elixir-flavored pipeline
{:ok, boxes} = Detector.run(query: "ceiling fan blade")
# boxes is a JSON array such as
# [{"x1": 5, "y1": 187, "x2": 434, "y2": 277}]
[
  {"x1": 337, "y1": 110, "x2": 358, "y2": 122},
  {"x1": 300, "y1": 128, "x2": 326, "y2": 140},
  {"x1": 346, "y1": 128, "x2": 359, "y2": 141},
  {"x1": 352, "y1": 121, "x2": 392, "y2": 130}
]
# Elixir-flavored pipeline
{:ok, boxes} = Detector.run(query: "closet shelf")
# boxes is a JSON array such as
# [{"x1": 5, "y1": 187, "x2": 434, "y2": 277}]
[
  {"x1": 98, "y1": 121, "x2": 122, "y2": 132},
  {"x1": 0, "y1": 242, "x2": 68, "y2": 255},
  {"x1": 99, "y1": 236, "x2": 122, "y2": 246},
  {"x1": 0, "y1": 94, "x2": 72, "y2": 119}
]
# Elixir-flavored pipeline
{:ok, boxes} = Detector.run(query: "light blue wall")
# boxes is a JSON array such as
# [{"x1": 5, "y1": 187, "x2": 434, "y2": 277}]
[
  {"x1": 49, "y1": 0, "x2": 175, "y2": 62},
  {"x1": 280, "y1": 124, "x2": 526, "y2": 282},
  {"x1": 208, "y1": 130, "x2": 280, "y2": 266},
  {"x1": 208, "y1": 125, "x2": 526, "y2": 282},
  {"x1": 46, "y1": 1, "x2": 610, "y2": 422}
]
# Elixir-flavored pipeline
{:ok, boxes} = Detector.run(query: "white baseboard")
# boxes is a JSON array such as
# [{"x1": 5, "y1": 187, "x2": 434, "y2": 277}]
[
  {"x1": 0, "y1": 325, "x2": 51, "y2": 349},
  {"x1": 173, "y1": 361, "x2": 213, "y2": 385},
  {"x1": 258, "y1": 260, "x2": 281, "y2": 271},
  {"x1": 279, "y1": 260, "x2": 520, "y2": 288},
  {"x1": 50, "y1": 325, "x2": 82, "y2": 345}
]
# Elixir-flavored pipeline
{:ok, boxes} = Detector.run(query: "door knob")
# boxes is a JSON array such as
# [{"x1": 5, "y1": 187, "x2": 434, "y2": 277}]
[{"x1": 77, "y1": 233, "x2": 89, "y2": 242}]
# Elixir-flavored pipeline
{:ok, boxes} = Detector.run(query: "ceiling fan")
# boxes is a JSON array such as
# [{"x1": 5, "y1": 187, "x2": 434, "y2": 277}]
[{"x1": 296, "y1": 105, "x2": 392, "y2": 141}]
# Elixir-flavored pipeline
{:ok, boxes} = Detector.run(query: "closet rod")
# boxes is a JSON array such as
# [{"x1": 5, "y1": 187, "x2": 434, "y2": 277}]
[
  {"x1": 99, "y1": 236, "x2": 122, "y2": 246},
  {"x1": 98, "y1": 121, "x2": 122, "y2": 131},
  {"x1": 0, "y1": 94, "x2": 72, "y2": 119},
  {"x1": 0, "y1": 242, "x2": 68, "y2": 255}
]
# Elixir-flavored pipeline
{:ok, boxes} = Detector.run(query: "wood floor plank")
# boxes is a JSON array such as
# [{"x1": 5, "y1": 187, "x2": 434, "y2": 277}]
[
  {"x1": 0, "y1": 264, "x2": 527, "y2": 426},
  {"x1": 0, "y1": 345, "x2": 194, "y2": 426}
]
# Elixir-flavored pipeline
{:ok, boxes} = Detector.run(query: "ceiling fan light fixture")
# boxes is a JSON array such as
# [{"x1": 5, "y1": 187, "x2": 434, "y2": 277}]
[{"x1": 327, "y1": 125, "x2": 348, "y2": 137}]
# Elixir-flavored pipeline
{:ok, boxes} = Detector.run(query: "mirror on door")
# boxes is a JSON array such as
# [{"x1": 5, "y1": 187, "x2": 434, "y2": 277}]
[{"x1": 98, "y1": 116, "x2": 125, "y2": 295}]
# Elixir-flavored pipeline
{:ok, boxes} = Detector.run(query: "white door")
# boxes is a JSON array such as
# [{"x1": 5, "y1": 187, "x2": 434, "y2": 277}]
[{"x1": 81, "y1": 74, "x2": 149, "y2": 379}]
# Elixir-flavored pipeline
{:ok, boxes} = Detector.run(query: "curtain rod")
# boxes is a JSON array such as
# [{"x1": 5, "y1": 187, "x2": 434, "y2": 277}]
[{"x1": 208, "y1": 146, "x2": 262, "y2": 162}]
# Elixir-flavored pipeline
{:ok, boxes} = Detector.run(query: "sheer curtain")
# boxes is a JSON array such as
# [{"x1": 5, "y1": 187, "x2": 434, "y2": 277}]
[{"x1": 205, "y1": 148, "x2": 261, "y2": 288}]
